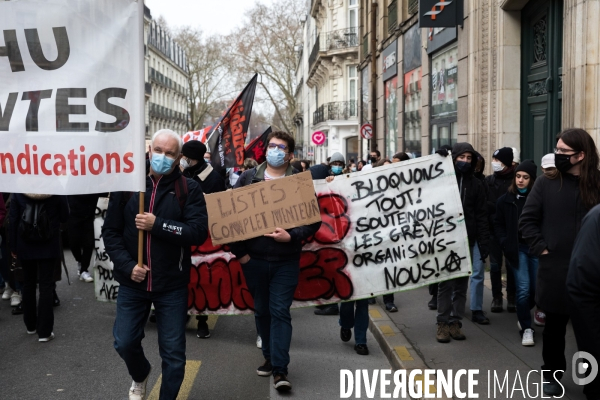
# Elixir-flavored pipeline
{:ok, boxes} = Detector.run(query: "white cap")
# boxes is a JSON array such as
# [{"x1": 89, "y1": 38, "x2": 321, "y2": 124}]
[
  {"x1": 541, "y1": 153, "x2": 555, "y2": 168},
  {"x1": 512, "y1": 147, "x2": 520, "y2": 164}
]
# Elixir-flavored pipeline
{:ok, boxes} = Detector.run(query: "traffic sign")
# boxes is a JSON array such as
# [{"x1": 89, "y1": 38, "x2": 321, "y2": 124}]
[
  {"x1": 360, "y1": 124, "x2": 373, "y2": 140},
  {"x1": 312, "y1": 131, "x2": 326, "y2": 145}
]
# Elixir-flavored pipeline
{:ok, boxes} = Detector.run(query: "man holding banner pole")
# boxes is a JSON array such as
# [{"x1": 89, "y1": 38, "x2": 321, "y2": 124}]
[
  {"x1": 232, "y1": 131, "x2": 321, "y2": 392},
  {"x1": 103, "y1": 130, "x2": 208, "y2": 400}
]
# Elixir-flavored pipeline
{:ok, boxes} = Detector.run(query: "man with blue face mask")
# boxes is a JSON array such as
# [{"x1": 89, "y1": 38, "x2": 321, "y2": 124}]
[
  {"x1": 103, "y1": 129, "x2": 208, "y2": 400},
  {"x1": 329, "y1": 152, "x2": 345, "y2": 176},
  {"x1": 232, "y1": 131, "x2": 321, "y2": 392}
]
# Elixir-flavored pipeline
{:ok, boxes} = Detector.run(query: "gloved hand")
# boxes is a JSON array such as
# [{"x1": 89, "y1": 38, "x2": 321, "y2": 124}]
[
  {"x1": 479, "y1": 249, "x2": 489, "y2": 262},
  {"x1": 435, "y1": 148, "x2": 450, "y2": 157}
]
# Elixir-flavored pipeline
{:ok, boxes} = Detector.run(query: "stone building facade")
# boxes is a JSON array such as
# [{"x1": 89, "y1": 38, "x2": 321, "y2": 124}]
[{"x1": 360, "y1": 0, "x2": 600, "y2": 168}]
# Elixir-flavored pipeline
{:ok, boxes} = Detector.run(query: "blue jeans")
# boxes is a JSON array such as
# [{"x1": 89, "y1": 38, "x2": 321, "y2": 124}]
[
  {"x1": 469, "y1": 243, "x2": 484, "y2": 311},
  {"x1": 242, "y1": 258, "x2": 299, "y2": 375},
  {"x1": 339, "y1": 299, "x2": 369, "y2": 345},
  {"x1": 113, "y1": 285, "x2": 188, "y2": 400},
  {"x1": 511, "y1": 246, "x2": 538, "y2": 331}
]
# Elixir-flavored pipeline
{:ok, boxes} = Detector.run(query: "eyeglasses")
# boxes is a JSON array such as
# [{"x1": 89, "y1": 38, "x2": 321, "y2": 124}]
[
  {"x1": 268, "y1": 143, "x2": 288, "y2": 151},
  {"x1": 554, "y1": 147, "x2": 579, "y2": 155}
]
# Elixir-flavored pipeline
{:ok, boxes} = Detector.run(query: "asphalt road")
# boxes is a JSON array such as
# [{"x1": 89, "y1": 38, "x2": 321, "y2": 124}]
[{"x1": 0, "y1": 251, "x2": 390, "y2": 400}]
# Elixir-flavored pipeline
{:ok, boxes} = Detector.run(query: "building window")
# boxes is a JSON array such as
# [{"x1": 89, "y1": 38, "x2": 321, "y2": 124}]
[
  {"x1": 430, "y1": 45, "x2": 458, "y2": 152},
  {"x1": 384, "y1": 76, "x2": 398, "y2": 158},
  {"x1": 348, "y1": 66, "x2": 358, "y2": 116},
  {"x1": 403, "y1": 67, "x2": 422, "y2": 158},
  {"x1": 349, "y1": 0, "x2": 358, "y2": 30}
]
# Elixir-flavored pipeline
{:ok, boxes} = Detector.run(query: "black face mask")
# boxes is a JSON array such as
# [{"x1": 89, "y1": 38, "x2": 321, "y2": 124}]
[
  {"x1": 455, "y1": 161, "x2": 471, "y2": 174},
  {"x1": 370, "y1": 156, "x2": 377, "y2": 164},
  {"x1": 554, "y1": 153, "x2": 580, "y2": 174}
]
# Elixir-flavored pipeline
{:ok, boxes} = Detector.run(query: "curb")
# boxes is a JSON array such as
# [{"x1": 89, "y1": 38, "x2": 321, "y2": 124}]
[{"x1": 368, "y1": 303, "x2": 451, "y2": 400}]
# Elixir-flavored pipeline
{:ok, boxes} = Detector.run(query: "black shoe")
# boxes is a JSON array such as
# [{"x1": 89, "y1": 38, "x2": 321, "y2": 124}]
[
  {"x1": 149, "y1": 310, "x2": 156, "y2": 323},
  {"x1": 491, "y1": 297, "x2": 503, "y2": 313},
  {"x1": 340, "y1": 327, "x2": 352, "y2": 342},
  {"x1": 196, "y1": 323, "x2": 210, "y2": 339},
  {"x1": 53, "y1": 291, "x2": 60, "y2": 307},
  {"x1": 11, "y1": 304, "x2": 23, "y2": 315},
  {"x1": 273, "y1": 373, "x2": 292, "y2": 392},
  {"x1": 368, "y1": 298, "x2": 376, "y2": 305},
  {"x1": 314, "y1": 304, "x2": 339, "y2": 316},
  {"x1": 257, "y1": 359, "x2": 272, "y2": 377},
  {"x1": 543, "y1": 380, "x2": 562, "y2": 396},
  {"x1": 507, "y1": 293, "x2": 516, "y2": 313},
  {"x1": 385, "y1": 303, "x2": 398, "y2": 312},
  {"x1": 428, "y1": 296, "x2": 437, "y2": 310},
  {"x1": 471, "y1": 310, "x2": 490, "y2": 325},
  {"x1": 354, "y1": 344, "x2": 369, "y2": 355}
]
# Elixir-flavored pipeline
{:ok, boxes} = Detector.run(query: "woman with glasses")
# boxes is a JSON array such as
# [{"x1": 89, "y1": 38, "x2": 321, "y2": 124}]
[{"x1": 520, "y1": 128, "x2": 600, "y2": 396}]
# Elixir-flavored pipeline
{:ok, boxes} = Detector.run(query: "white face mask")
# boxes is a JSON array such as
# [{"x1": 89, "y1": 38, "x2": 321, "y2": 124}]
[
  {"x1": 180, "y1": 158, "x2": 190, "y2": 170},
  {"x1": 491, "y1": 161, "x2": 505, "y2": 173}
]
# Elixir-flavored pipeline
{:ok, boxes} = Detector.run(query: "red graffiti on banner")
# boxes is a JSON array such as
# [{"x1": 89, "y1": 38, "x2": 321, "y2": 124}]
[
  {"x1": 188, "y1": 258, "x2": 254, "y2": 312},
  {"x1": 191, "y1": 230, "x2": 227, "y2": 255},
  {"x1": 312, "y1": 194, "x2": 351, "y2": 244},
  {"x1": 295, "y1": 248, "x2": 353, "y2": 301}
]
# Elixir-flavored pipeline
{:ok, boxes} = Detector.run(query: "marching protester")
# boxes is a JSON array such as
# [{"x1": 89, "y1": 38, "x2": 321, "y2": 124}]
[
  {"x1": 103, "y1": 129, "x2": 208, "y2": 400},
  {"x1": 8, "y1": 192, "x2": 69, "y2": 342},
  {"x1": 435, "y1": 143, "x2": 490, "y2": 342},
  {"x1": 567, "y1": 204, "x2": 600, "y2": 400},
  {"x1": 486, "y1": 147, "x2": 517, "y2": 313},
  {"x1": 180, "y1": 139, "x2": 226, "y2": 339},
  {"x1": 392, "y1": 152, "x2": 410, "y2": 163},
  {"x1": 232, "y1": 131, "x2": 321, "y2": 392},
  {"x1": 67, "y1": 194, "x2": 102, "y2": 283},
  {"x1": 520, "y1": 128, "x2": 600, "y2": 396},
  {"x1": 357, "y1": 160, "x2": 367, "y2": 171},
  {"x1": 494, "y1": 160, "x2": 538, "y2": 345}
]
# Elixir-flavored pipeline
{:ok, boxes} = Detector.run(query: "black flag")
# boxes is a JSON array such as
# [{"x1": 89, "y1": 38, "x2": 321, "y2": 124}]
[{"x1": 244, "y1": 127, "x2": 271, "y2": 165}]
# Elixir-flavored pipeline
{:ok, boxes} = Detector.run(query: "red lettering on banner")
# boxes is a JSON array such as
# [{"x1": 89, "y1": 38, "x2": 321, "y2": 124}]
[
  {"x1": 312, "y1": 194, "x2": 351, "y2": 244},
  {"x1": 295, "y1": 248, "x2": 353, "y2": 300}
]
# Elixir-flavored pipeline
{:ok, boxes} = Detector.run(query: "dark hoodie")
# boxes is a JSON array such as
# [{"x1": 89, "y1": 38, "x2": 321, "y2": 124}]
[
  {"x1": 182, "y1": 160, "x2": 226, "y2": 195},
  {"x1": 451, "y1": 143, "x2": 490, "y2": 256}
]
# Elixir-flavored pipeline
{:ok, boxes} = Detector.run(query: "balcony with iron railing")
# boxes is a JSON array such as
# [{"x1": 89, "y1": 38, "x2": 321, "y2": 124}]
[
  {"x1": 313, "y1": 101, "x2": 358, "y2": 125},
  {"x1": 149, "y1": 102, "x2": 187, "y2": 122},
  {"x1": 308, "y1": 28, "x2": 359, "y2": 83},
  {"x1": 149, "y1": 67, "x2": 188, "y2": 97}
]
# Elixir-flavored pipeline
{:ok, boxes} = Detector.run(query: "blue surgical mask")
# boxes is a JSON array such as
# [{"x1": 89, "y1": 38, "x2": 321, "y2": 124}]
[
  {"x1": 151, "y1": 153, "x2": 175, "y2": 175},
  {"x1": 351, "y1": 167, "x2": 357, "y2": 172},
  {"x1": 266, "y1": 148, "x2": 286, "y2": 168},
  {"x1": 517, "y1": 187, "x2": 528, "y2": 194},
  {"x1": 331, "y1": 166, "x2": 343, "y2": 175},
  {"x1": 204, "y1": 157, "x2": 211, "y2": 165}
]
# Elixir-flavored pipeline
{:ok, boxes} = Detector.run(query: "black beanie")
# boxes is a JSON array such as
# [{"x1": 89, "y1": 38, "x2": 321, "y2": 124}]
[
  {"x1": 492, "y1": 147, "x2": 514, "y2": 167},
  {"x1": 515, "y1": 159, "x2": 537, "y2": 180},
  {"x1": 182, "y1": 140, "x2": 206, "y2": 161}
]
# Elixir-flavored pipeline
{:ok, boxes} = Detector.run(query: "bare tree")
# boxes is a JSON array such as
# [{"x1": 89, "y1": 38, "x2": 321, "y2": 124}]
[
  {"x1": 174, "y1": 27, "x2": 235, "y2": 131},
  {"x1": 225, "y1": 0, "x2": 304, "y2": 133}
]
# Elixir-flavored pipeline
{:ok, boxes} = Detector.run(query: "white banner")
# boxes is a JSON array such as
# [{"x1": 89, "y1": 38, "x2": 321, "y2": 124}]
[
  {"x1": 93, "y1": 155, "x2": 473, "y2": 311},
  {"x1": 0, "y1": 0, "x2": 145, "y2": 194}
]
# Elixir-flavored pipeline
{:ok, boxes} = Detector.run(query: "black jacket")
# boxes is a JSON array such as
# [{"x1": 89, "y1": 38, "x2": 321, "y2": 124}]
[
  {"x1": 182, "y1": 160, "x2": 226, "y2": 194},
  {"x1": 9, "y1": 194, "x2": 69, "y2": 260},
  {"x1": 451, "y1": 143, "x2": 490, "y2": 256},
  {"x1": 567, "y1": 205, "x2": 600, "y2": 377},
  {"x1": 519, "y1": 173, "x2": 589, "y2": 314},
  {"x1": 103, "y1": 169, "x2": 208, "y2": 293},
  {"x1": 485, "y1": 167, "x2": 515, "y2": 229},
  {"x1": 67, "y1": 194, "x2": 103, "y2": 221},
  {"x1": 494, "y1": 191, "x2": 529, "y2": 267},
  {"x1": 230, "y1": 162, "x2": 321, "y2": 261}
]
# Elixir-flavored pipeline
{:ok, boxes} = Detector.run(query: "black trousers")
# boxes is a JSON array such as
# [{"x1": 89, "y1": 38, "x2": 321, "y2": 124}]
[
  {"x1": 542, "y1": 311, "x2": 570, "y2": 382},
  {"x1": 489, "y1": 236, "x2": 516, "y2": 298},
  {"x1": 21, "y1": 258, "x2": 57, "y2": 338},
  {"x1": 68, "y1": 216, "x2": 95, "y2": 272}
]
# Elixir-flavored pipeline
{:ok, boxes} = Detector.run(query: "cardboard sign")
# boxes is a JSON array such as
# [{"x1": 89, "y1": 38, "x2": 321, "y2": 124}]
[{"x1": 205, "y1": 171, "x2": 321, "y2": 244}]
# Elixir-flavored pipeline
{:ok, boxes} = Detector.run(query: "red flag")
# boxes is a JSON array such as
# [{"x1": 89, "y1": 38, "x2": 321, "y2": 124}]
[
  {"x1": 206, "y1": 74, "x2": 258, "y2": 169},
  {"x1": 244, "y1": 127, "x2": 271, "y2": 165}
]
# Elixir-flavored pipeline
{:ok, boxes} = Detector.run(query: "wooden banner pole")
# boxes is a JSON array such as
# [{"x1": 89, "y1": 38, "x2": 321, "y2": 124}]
[{"x1": 137, "y1": 192, "x2": 145, "y2": 268}]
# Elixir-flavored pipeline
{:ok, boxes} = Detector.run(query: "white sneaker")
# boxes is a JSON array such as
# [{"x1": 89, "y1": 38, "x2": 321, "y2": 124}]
[
  {"x1": 80, "y1": 271, "x2": 94, "y2": 283},
  {"x1": 2, "y1": 286, "x2": 14, "y2": 300},
  {"x1": 27, "y1": 329, "x2": 37, "y2": 335},
  {"x1": 129, "y1": 368, "x2": 151, "y2": 400},
  {"x1": 77, "y1": 262, "x2": 82, "y2": 276},
  {"x1": 39, "y1": 332, "x2": 55, "y2": 342},
  {"x1": 256, "y1": 335, "x2": 262, "y2": 349},
  {"x1": 10, "y1": 291, "x2": 22, "y2": 307},
  {"x1": 522, "y1": 328, "x2": 535, "y2": 346}
]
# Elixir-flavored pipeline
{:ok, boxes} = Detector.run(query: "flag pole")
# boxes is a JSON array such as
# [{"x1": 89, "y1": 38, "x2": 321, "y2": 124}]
[{"x1": 137, "y1": 192, "x2": 145, "y2": 268}]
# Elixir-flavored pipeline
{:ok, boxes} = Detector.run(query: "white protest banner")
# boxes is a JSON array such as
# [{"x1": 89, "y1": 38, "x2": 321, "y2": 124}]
[
  {"x1": 92, "y1": 197, "x2": 118, "y2": 302},
  {"x1": 0, "y1": 0, "x2": 145, "y2": 194},
  {"x1": 93, "y1": 155, "x2": 472, "y2": 313}
]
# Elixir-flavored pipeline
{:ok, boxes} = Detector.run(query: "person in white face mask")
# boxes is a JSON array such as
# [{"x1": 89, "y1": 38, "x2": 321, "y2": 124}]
[{"x1": 486, "y1": 147, "x2": 517, "y2": 314}]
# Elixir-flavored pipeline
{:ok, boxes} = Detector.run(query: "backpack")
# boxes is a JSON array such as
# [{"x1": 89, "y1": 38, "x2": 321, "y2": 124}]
[{"x1": 19, "y1": 200, "x2": 52, "y2": 242}]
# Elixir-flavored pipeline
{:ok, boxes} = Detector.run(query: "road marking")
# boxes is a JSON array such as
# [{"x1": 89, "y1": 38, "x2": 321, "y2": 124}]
[
  {"x1": 369, "y1": 309, "x2": 382, "y2": 318},
  {"x1": 414, "y1": 374, "x2": 436, "y2": 393},
  {"x1": 380, "y1": 325, "x2": 396, "y2": 336},
  {"x1": 394, "y1": 346, "x2": 414, "y2": 361},
  {"x1": 147, "y1": 360, "x2": 202, "y2": 400},
  {"x1": 207, "y1": 315, "x2": 218, "y2": 330}
]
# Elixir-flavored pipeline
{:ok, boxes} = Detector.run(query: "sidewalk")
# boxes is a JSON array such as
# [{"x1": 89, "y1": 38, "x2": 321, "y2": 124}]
[{"x1": 368, "y1": 271, "x2": 586, "y2": 400}]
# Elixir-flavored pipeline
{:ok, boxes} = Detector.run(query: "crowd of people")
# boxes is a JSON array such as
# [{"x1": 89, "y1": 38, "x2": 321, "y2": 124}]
[{"x1": 1, "y1": 127, "x2": 600, "y2": 400}]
